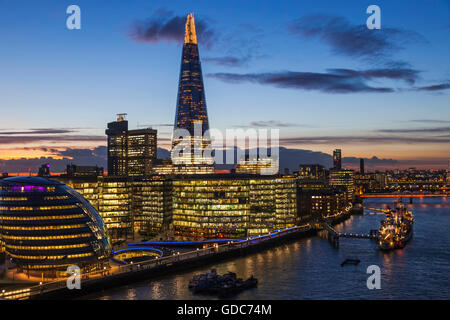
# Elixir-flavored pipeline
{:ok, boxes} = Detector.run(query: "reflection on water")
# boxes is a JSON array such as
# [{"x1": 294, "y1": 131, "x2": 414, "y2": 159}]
[{"x1": 85, "y1": 197, "x2": 450, "y2": 300}]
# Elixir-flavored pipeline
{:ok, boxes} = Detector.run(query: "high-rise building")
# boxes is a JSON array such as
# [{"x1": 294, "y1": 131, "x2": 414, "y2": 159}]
[
  {"x1": 106, "y1": 114, "x2": 128, "y2": 176},
  {"x1": 360, "y1": 158, "x2": 365, "y2": 174},
  {"x1": 333, "y1": 149, "x2": 342, "y2": 170},
  {"x1": 446, "y1": 160, "x2": 450, "y2": 184},
  {"x1": 106, "y1": 114, "x2": 157, "y2": 176},
  {"x1": 171, "y1": 14, "x2": 213, "y2": 167},
  {"x1": 172, "y1": 175, "x2": 297, "y2": 239},
  {"x1": 127, "y1": 129, "x2": 157, "y2": 176},
  {"x1": 297, "y1": 164, "x2": 327, "y2": 180},
  {"x1": 329, "y1": 168, "x2": 355, "y2": 202},
  {"x1": 234, "y1": 157, "x2": 277, "y2": 175},
  {"x1": 38, "y1": 163, "x2": 51, "y2": 177},
  {"x1": 66, "y1": 164, "x2": 104, "y2": 177},
  {"x1": 297, "y1": 187, "x2": 348, "y2": 222},
  {"x1": 55, "y1": 175, "x2": 172, "y2": 241}
]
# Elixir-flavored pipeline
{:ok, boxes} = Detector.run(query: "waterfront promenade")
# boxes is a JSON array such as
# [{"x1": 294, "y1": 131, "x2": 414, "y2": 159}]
[
  {"x1": 1, "y1": 224, "x2": 314, "y2": 300},
  {"x1": 0, "y1": 205, "x2": 356, "y2": 300}
]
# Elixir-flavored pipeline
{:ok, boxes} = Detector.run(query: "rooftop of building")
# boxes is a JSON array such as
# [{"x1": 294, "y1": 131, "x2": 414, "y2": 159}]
[
  {"x1": 1, "y1": 176, "x2": 63, "y2": 186},
  {"x1": 299, "y1": 187, "x2": 347, "y2": 195}
]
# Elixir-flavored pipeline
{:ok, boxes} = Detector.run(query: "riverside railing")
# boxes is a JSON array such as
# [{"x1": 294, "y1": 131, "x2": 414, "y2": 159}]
[{"x1": 0, "y1": 224, "x2": 311, "y2": 300}]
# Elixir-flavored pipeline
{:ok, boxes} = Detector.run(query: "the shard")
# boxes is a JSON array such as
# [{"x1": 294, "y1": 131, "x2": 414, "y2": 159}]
[{"x1": 172, "y1": 14, "x2": 212, "y2": 166}]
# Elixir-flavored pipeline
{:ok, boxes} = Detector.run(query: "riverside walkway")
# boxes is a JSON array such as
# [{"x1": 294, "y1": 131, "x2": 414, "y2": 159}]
[{"x1": 0, "y1": 225, "x2": 312, "y2": 300}]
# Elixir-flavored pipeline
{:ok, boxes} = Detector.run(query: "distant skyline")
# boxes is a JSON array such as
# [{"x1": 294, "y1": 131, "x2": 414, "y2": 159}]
[{"x1": 0, "y1": 0, "x2": 449, "y2": 171}]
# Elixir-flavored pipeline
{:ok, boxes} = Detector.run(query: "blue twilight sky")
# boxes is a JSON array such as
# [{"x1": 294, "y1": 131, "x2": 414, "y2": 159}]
[{"x1": 0, "y1": 0, "x2": 449, "y2": 169}]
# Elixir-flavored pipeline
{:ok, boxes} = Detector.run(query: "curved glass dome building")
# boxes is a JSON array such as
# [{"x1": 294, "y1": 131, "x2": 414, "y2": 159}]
[{"x1": 0, "y1": 177, "x2": 112, "y2": 276}]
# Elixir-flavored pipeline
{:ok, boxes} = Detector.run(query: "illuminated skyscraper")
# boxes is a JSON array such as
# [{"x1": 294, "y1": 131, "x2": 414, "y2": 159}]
[
  {"x1": 333, "y1": 149, "x2": 342, "y2": 170},
  {"x1": 329, "y1": 169, "x2": 355, "y2": 202},
  {"x1": 106, "y1": 114, "x2": 157, "y2": 176},
  {"x1": 446, "y1": 160, "x2": 450, "y2": 184},
  {"x1": 172, "y1": 14, "x2": 213, "y2": 166}
]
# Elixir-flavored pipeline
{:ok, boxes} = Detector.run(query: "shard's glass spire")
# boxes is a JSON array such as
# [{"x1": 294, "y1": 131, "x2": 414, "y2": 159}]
[{"x1": 172, "y1": 14, "x2": 212, "y2": 166}]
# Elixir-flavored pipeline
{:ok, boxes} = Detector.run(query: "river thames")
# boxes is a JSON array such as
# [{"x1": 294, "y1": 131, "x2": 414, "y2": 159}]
[{"x1": 85, "y1": 197, "x2": 450, "y2": 300}]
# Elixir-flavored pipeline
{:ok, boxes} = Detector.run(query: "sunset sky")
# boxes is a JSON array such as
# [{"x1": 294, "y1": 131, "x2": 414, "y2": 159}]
[{"x1": 0, "y1": 0, "x2": 449, "y2": 171}]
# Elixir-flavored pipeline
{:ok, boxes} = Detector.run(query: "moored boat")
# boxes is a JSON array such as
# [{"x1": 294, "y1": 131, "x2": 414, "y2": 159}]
[
  {"x1": 188, "y1": 269, "x2": 257, "y2": 297},
  {"x1": 378, "y1": 200, "x2": 414, "y2": 250}
]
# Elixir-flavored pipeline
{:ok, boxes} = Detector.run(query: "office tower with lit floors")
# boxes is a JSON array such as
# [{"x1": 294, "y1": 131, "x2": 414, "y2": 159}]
[
  {"x1": 106, "y1": 114, "x2": 157, "y2": 176},
  {"x1": 333, "y1": 149, "x2": 342, "y2": 170},
  {"x1": 447, "y1": 160, "x2": 450, "y2": 184},
  {"x1": 171, "y1": 14, "x2": 214, "y2": 171}
]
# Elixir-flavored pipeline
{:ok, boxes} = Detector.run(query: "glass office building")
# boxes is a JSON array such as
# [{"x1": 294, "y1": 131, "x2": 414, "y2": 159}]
[
  {"x1": 106, "y1": 114, "x2": 157, "y2": 176},
  {"x1": 172, "y1": 175, "x2": 297, "y2": 239},
  {"x1": 333, "y1": 149, "x2": 342, "y2": 170},
  {"x1": 0, "y1": 177, "x2": 111, "y2": 277},
  {"x1": 55, "y1": 174, "x2": 298, "y2": 241},
  {"x1": 57, "y1": 176, "x2": 173, "y2": 241}
]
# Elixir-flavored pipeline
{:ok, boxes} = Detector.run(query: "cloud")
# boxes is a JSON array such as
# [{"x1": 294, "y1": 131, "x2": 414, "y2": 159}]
[
  {"x1": 0, "y1": 146, "x2": 171, "y2": 173},
  {"x1": 288, "y1": 14, "x2": 425, "y2": 61},
  {"x1": 279, "y1": 135, "x2": 450, "y2": 145},
  {"x1": 129, "y1": 9, "x2": 216, "y2": 49},
  {"x1": 129, "y1": 9, "x2": 264, "y2": 67},
  {"x1": 203, "y1": 56, "x2": 250, "y2": 67},
  {"x1": 343, "y1": 156, "x2": 398, "y2": 165},
  {"x1": 414, "y1": 83, "x2": 450, "y2": 92},
  {"x1": 0, "y1": 135, "x2": 105, "y2": 145},
  {"x1": 376, "y1": 127, "x2": 450, "y2": 133},
  {"x1": 407, "y1": 119, "x2": 450, "y2": 124},
  {"x1": 0, "y1": 129, "x2": 76, "y2": 135},
  {"x1": 234, "y1": 121, "x2": 300, "y2": 128},
  {"x1": 208, "y1": 67, "x2": 423, "y2": 93},
  {"x1": 329, "y1": 68, "x2": 419, "y2": 85},
  {"x1": 0, "y1": 146, "x2": 107, "y2": 173}
]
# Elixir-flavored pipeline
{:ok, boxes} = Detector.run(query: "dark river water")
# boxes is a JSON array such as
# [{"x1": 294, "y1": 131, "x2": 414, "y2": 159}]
[{"x1": 85, "y1": 197, "x2": 450, "y2": 300}]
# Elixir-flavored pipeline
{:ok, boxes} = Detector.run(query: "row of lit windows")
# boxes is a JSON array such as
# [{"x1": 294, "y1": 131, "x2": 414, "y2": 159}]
[
  {"x1": 7, "y1": 243, "x2": 89, "y2": 250},
  {"x1": 7, "y1": 252, "x2": 93, "y2": 260},
  {"x1": 0, "y1": 197, "x2": 28, "y2": 201},
  {"x1": 44, "y1": 196, "x2": 69, "y2": 200},
  {"x1": 2, "y1": 233, "x2": 91, "y2": 240},
  {"x1": 0, "y1": 224, "x2": 85, "y2": 231},
  {"x1": 0, "y1": 214, "x2": 85, "y2": 221},
  {"x1": 0, "y1": 205, "x2": 77, "y2": 211}
]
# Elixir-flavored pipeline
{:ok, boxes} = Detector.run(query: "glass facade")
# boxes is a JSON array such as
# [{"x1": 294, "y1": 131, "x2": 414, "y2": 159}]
[
  {"x1": 172, "y1": 175, "x2": 297, "y2": 239},
  {"x1": 106, "y1": 115, "x2": 157, "y2": 176},
  {"x1": 329, "y1": 169, "x2": 355, "y2": 201},
  {"x1": 132, "y1": 178, "x2": 173, "y2": 236},
  {"x1": 57, "y1": 176, "x2": 173, "y2": 241},
  {"x1": 333, "y1": 149, "x2": 342, "y2": 170},
  {"x1": 56, "y1": 175, "x2": 298, "y2": 241},
  {"x1": 172, "y1": 14, "x2": 212, "y2": 167},
  {"x1": 297, "y1": 187, "x2": 347, "y2": 222},
  {"x1": 0, "y1": 177, "x2": 111, "y2": 275}
]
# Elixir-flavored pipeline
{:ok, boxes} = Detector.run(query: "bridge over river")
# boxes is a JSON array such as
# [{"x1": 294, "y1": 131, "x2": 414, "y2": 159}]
[
  {"x1": 360, "y1": 193, "x2": 448, "y2": 198},
  {"x1": 320, "y1": 222, "x2": 379, "y2": 248}
]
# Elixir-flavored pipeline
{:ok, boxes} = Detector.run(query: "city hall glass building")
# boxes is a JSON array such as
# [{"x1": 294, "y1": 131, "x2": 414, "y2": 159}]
[{"x1": 0, "y1": 177, "x2": 111, "y2": 276}]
